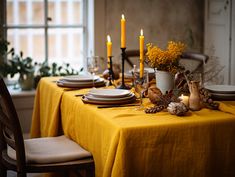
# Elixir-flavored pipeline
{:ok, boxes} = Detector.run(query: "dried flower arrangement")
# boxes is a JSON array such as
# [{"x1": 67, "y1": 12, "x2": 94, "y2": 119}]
[{"x1": 145, "y1": 41, "x2": 186, "y2": 74}]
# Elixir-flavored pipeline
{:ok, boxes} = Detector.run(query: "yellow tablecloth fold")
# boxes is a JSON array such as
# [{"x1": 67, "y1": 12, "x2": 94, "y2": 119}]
[
  {"x1": 30, "y1": 77, "x2": 65, "y2": 137},
  {"x1": 218, "y1": 101, "x2": 235, "y2": 115}
]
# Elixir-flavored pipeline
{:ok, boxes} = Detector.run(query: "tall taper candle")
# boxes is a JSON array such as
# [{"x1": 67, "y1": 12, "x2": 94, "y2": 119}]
[
  {"x1": 139, "y1": 29, "x2": 144, "y2": 78},
  {"x1": 107, "y1": 35, "x2": 112, "y2": 57},
  {"x1": 107, "y1": 35, "x2": 112, "y2": 68},
  {"x1": 121, "y1": 14, "x2": 126, "y2": 48}
]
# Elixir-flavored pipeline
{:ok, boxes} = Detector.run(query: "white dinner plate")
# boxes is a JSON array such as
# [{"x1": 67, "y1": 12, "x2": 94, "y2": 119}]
[
  {"x1": 57, "y1": 78, "x2": 105, "y2": 88},
  {"x1": 58, "y1": 79, "x2": 94, "y2": 85},
  {"x1": 81, "y1": 95, "x2": 136, "y2": 105},
  {"x1": 62, "y1": 75, "x2": 100, "y2": 82},
  {"x1": 85, "y1": 93, "x2": 135, "y2": 102},
  {"x1": 205, "y1": 85, "x2": 235, "y2": 94},
  {"x1": 88, "y1": 89, "x2": 131, "y2": 98}
]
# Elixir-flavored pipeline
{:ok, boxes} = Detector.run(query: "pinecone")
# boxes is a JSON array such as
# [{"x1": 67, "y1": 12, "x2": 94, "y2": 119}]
[
  {"x1": 199, "y1": 88, "x2": 219, "y2": 110},
  {"x1": 145, "y1": 105, "x2": 165, "y2": 114}
]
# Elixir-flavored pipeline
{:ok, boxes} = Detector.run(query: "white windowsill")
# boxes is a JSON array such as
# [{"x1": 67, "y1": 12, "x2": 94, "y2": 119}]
[{"x1": 7, "y1": 86, "x2": 36, "y2": 98}]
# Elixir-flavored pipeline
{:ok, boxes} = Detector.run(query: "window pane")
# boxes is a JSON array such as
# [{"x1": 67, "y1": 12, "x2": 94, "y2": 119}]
[
  {"x1": 7, "y1": 0, "x2": 44, "y2": 25},
  {"x1": 48, "y1": 0, "x2": 82, "y2": 25},
  {"x1": 7, "y1": 29, "x2": 45, "y2": 63},
  {"x1": 48, "y1": 28, "x2": 83, "y2": 69}
]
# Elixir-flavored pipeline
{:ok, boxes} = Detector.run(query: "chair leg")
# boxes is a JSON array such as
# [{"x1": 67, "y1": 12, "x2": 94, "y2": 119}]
[
  {"x1": 17, "y1": 172, "x2": 27, "y2": 177},
  {"x1": 0, "y1": 169, "x2": 7, "y2": 177},
  {"x1": 0, "y1": 163, "x2": 7, "y2": 177},
  {"x1": 85, "y1": 168, "x2": 95, "y2": 177},
  {"x1": 72, "y1": 170, "x2": 84, "y2": 177}
]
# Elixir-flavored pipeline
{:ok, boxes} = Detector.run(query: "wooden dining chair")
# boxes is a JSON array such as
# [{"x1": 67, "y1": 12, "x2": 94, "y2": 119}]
[
  {"x1": 125, "y1": 49, "x2": 208, "y2": 74},
  {"x1": 180, "y1": 52, "x2": 209, "y2": 73},
  {"x1": 179, "y1": 52, "x2": 209, "y2": 84},
  {"x1": 125, "y1": 49, "x2": 147, "y2": 68},
  {"x1": 0, "y1": 77, "x2": 94, "y2": 177}
]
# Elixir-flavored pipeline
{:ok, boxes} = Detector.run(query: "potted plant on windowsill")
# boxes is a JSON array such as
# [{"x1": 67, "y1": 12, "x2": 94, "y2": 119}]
[
  {"x1": 33, "y1": 62, "x2": 83, "y2": 88},
  {"x1": 9, "y1": 52, "x2": 35, "y2": 90},
  {"x1": 1, "y1": 39, "x2": 83, "y2": 90},
  {"x1": 1, "y1": 39, "x2": 35, "y2": 90}
]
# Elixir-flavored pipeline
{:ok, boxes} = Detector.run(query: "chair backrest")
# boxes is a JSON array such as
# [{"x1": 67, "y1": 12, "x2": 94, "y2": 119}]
[
  {"x1": 179, "y1": 52, "x2": 209, "y2": 74},
  {"x1": 0, "y1": 77, "x2": 26, "y2": 171},
  {"x1": 125, "y1": 50, "x2": 147, "y2": 69},
  {"x1": 179, "y1": 52, "x2": 209, "y2": 84},
  {"x1": 125, "y1": 50, "x2": 208, "y2": 74}
]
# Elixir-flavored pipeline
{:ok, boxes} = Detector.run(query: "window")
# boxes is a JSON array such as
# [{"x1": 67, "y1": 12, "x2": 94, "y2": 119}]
[{"x1": 1, "y1": 0, "x2": 92, "y2": 70}]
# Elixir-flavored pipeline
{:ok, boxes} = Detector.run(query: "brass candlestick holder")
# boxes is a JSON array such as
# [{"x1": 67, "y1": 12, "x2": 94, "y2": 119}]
[{"x1": 117, "y1": 47, "x2": 129, "y2": 89}]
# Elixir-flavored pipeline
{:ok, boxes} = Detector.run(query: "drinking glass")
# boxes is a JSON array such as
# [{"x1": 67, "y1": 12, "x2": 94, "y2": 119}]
[
  {"x1": 133, "y1": 70, "x2": 149, "y2": 110},
  {"x1": 87, "y1": 56, "x2": 100, "y2": 88}
]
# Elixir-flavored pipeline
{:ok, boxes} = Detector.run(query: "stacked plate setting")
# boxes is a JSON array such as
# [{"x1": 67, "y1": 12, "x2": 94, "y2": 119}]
[
  {"x1": 57, "y1": 75, "x2": 105, "y2": 88},
  {"x1": 205, "y1": 85, "x2": 235, "y2": 100},
  {"x1": 82, "y1": 89, "x2": 136, "y2": 105}
]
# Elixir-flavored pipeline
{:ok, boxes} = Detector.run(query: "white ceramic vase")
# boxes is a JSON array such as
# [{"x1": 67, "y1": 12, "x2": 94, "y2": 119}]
[{"x1": 155, "y1": 70, "x2": 174, "y2": 94}]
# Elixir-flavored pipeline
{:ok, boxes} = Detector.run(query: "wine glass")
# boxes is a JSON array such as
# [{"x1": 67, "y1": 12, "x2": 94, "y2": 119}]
[
  {"x1": 133, "y1": 70, "x2": 149, "y2": 110},
  {"x1": 87, "y1": 56, "x2": 100, "y2": 88}
]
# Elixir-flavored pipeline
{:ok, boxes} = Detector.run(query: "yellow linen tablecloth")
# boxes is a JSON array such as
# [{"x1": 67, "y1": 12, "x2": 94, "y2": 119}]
[
  {"x1": 31, "y1": 77, "x2": 235, "y2": 177},
  {"x1": 30, "y1": 77, "x2": 64, "y2": 137}
]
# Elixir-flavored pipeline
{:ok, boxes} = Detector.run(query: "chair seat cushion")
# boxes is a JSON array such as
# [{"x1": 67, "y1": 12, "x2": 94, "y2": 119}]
[{"x1": 7, "y1": 135, "x2": 92, "y2": 164}]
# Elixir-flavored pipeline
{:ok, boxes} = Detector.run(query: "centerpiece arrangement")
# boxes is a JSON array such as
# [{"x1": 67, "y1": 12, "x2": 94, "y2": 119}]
[
  {"x1": 145, "y1": 41, "x2": 186, "y2": 94},
  {"x1": 143, "y1": 41, "x2": 219, "y2": 115}
]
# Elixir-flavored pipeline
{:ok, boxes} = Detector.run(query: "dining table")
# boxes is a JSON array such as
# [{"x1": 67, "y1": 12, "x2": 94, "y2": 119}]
[{"x1": 30, "y1": 77, "x2": 235, "y2": 177}]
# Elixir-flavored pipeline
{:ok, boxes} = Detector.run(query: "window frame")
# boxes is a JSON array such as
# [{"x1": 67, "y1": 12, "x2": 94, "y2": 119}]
[{"x1": 0, "y1": 0, "x2": 91, "y2": 67}]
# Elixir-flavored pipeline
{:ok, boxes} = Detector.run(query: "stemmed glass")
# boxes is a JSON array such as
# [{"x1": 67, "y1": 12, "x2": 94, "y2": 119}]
[
  {"x1": 133, "y1": 70, "x2": 149, "y2": 110},
  {"x1": 87, "y1": 56, "x2": 100, "y2": 88}
]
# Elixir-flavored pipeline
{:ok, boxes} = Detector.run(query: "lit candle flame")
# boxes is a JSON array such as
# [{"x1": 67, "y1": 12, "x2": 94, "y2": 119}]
[
  {"x1": 107, "y1": 35, "x2": 111, "y2": 42},
  {"x1": 122, "y1": 14, "x2": 125, "y2": 20},
  {"x1": 140, "y1": 29, "x2": 143, "y2": 36},
  {"x1": 180, "y1": 94, "x2": 184, "y2": 99}
]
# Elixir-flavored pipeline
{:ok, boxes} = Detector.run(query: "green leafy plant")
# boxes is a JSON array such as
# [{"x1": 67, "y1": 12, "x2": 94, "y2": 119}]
[
  {"x1": 35, "y1": 61, "x2": 83, "y2": 77},
  {"x1": 9, "y1": 52, "x2": 35, "y2": 76},
  {"x1": 0, "y1": 39, "x2": 15, "y2": 77},
  {"x1": 1, "y1": 39, "x2": 84, "y2": 88},
  {"x1": 0, "y1": 39, "x2": 34, "y2": 78},
  {"x1": 34, "y1": 62, "x2": 83, "y2": 88}
]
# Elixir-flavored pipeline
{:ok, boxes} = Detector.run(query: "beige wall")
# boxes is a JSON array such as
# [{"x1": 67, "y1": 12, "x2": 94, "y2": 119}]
[{"x1": 95, "y1": 0, "x2": 204, "y2": 68}]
